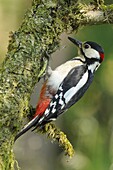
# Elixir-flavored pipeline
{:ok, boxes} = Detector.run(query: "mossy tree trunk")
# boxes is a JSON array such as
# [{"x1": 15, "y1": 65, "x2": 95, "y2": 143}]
[{"x1": 0, "y1": 0, "x2": 113, "y2": 169}]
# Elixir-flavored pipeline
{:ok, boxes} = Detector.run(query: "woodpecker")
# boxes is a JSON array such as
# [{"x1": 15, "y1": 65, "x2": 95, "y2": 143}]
[{"x1": 15, "y1": 37, "x2": 104, "y2": 141}]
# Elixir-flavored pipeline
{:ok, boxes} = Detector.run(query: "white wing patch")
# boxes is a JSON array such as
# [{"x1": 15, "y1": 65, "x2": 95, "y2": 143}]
[
  {"x1": 59, "y1": 97, "x2": 64, "y2": 105},
  {"x1": 64, "y1": 71, "x2": 88, "y2": 103},
  {"x1": 44, "y1": 109, "x2": 50, "y2": 116},
  {"x1": 55, "y1": 94, "x2": 59, "y2": 99}
]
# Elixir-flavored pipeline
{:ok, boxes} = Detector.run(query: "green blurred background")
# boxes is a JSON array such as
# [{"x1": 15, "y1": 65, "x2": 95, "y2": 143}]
[{"x1": 1, "y1": 1, "x2": 113, "y2": 170}]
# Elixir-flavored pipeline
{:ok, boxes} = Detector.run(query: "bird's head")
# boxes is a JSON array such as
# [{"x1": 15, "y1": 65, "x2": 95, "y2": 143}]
[{"x1": 68, "y1": 36, "x2": 104, "y2": 72}]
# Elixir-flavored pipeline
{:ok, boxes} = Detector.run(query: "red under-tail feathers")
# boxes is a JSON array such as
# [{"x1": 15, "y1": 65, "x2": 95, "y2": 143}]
[
  {"x1": 34, "y1": 81, "x2": 51, "y2": 117},
  {"x1": 15, "y1": 81, "x2": 51, "y2": 141}
]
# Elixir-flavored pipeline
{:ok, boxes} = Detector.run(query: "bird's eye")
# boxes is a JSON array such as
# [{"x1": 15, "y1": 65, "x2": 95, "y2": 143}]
[{"x1": 84, "y1": 44, "x2": 90, "y2": 49}]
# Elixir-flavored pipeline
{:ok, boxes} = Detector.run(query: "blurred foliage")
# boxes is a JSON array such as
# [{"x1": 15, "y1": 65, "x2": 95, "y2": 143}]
[{"x1": 0, "y1": 1, "x2": 113, "y2": 170}]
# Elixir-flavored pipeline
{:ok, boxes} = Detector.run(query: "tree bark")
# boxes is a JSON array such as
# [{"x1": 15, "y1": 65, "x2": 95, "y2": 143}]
[{"x1": 0, "y1": 0, "x2": 113, "y2": 169}]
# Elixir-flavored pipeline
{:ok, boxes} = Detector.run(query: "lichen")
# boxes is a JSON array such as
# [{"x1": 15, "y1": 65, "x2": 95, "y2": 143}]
[{"x1": 39, "y1": 123, "x2": 75, "y2": 157}]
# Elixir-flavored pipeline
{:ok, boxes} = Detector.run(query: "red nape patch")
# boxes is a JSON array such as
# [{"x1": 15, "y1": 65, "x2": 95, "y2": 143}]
[{"x1": 100, "y1": 52, "x2": 104, "y2": 61}]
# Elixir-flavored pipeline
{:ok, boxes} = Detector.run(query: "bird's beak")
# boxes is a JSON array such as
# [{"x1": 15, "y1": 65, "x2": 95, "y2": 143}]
[{"x1": 68, "y1": 37, "x2": 82, "y2": 48}]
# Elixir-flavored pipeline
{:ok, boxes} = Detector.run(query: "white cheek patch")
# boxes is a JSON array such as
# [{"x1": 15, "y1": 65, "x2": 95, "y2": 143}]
[
  {"x1": 83, "y1": 48, "x2": 101, "y2": 73},
  {"x1": 84, "y1": 48, "x2": 100, "y2": 60},
  {"x1": 64, "y1": 71, "x2": 88, "y2": 104}
]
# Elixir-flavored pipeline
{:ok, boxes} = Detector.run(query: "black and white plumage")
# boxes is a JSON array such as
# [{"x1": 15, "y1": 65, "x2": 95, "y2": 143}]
[
  {"x1": 15, "y1": 36, "x2": 104, "y2": 141},
  {"x1": 37, "y1": 65, "x2": 93, "y2": 127}
]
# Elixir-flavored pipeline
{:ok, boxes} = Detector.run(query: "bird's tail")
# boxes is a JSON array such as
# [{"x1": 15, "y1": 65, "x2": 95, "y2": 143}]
[{"x1": 14, "y1": 115, "x2": 40, "y2": 142}]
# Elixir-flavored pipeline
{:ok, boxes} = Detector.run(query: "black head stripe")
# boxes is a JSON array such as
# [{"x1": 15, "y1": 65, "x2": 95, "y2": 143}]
[
  {"x1": 85, "y1": 41, "x2": 104, "y2": 54},
  {"x1": 86, "y1": 57, "x2": 100, "y2": 65}
]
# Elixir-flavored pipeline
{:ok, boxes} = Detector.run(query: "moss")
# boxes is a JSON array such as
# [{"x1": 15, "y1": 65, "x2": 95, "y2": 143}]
[
  {"x1": 39, "y1": 123, "x2": 75, "y2": 157},
  {"x1": 0, "y1": 0, "x2": 74, "y2": 168},
  {"x1": 0, "y1": 140, "x2": 15, "y2": 170}
]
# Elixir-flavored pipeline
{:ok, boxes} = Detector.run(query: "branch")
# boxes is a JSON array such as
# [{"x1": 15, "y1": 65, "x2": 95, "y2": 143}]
[
  {"x1": 39, "y1": 123, "x2": 74, "y2": 157},
  {"x1": 0, "y1": 0, "x2": 113, "y2": 169}
]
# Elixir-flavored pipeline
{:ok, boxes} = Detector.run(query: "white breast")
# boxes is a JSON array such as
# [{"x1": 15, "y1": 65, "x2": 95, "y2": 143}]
[{"x1": 47, "y1": 59, "x2": 83, "y2": 91}]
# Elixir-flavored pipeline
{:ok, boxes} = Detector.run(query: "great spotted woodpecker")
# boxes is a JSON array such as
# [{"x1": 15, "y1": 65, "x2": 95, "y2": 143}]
[{"x1": 15, "y1": 37, "x2": 104, "y2": 141}]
